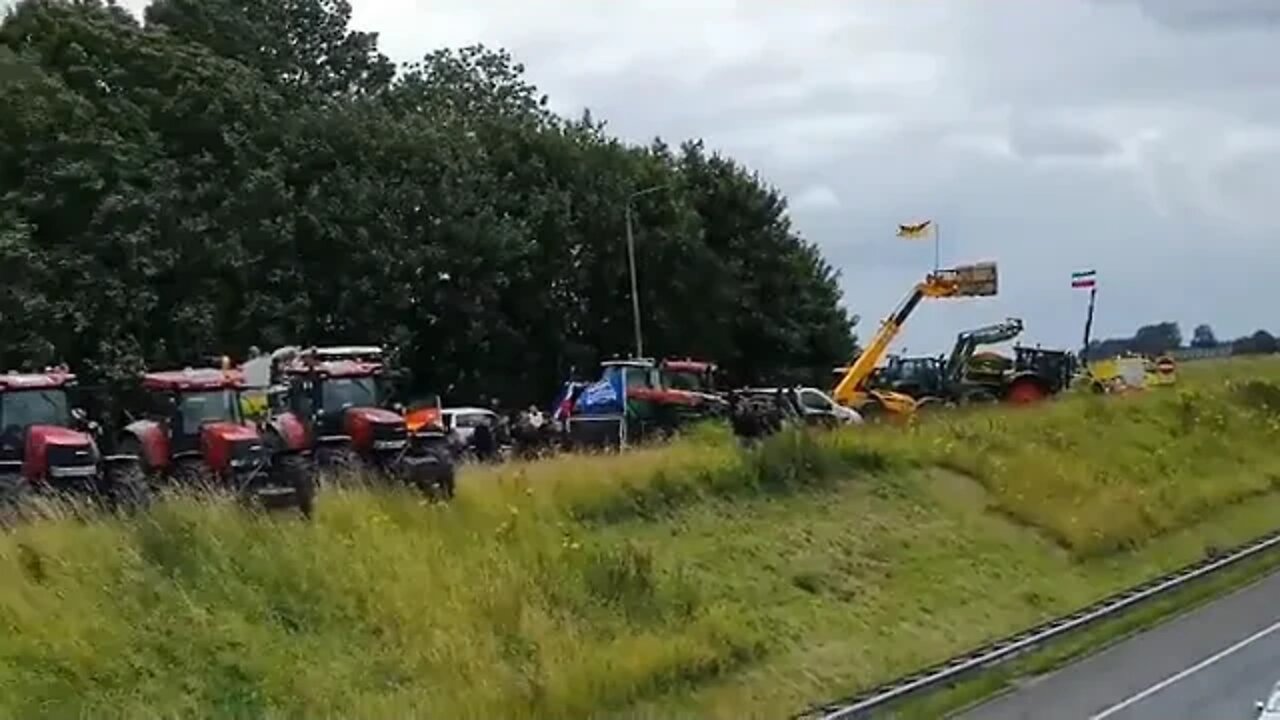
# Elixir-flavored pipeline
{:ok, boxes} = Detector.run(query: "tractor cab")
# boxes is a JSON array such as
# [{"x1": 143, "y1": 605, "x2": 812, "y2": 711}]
[
  {"x1": 1010, "y1": 346, "x2": 1078, "y2": 399},
  {"x1": 659, "y1": 359, "x2": 719, "y2": 395},
  {"x1": 0, "y1": 369, "x2": 149, "y2": 513},
  {"x1": 260, "y1": 345, "x2": 453, "y2": 497},
  {"x1": 0, "y1": 370, "x2": 97, "y2": 488},
  {"x1": 867, "y1": 355, "x2": 947, "y2": 397},
  {"x1": 273, "y1": 346, "x2": 410, "y2": 457},
  {"x1": 123, "y1": 367, "x2": 313, "y2": 515},
  {"x1": 133, "y1": 368, "x2": 267, "y2": 476},
  {"x1": 592, "y1": 358, "x2": 728, "y2": 437}
]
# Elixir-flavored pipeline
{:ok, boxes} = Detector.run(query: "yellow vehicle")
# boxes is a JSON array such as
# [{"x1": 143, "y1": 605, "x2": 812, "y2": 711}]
[
  {"x1": 1148, "y1": 354, "x2": 1178, "y2": 386},
  {"x1": 1080, "y1": 353, "x2": 1177, "y2": 393},
  {"x1": 832, "y1": 262, "x2": 1000, "y2": 418}
]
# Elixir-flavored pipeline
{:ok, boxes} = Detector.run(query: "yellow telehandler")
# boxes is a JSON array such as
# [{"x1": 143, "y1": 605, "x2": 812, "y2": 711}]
[{"x1": 831, "y1": 262, "x2": 1000, "y2": 419}]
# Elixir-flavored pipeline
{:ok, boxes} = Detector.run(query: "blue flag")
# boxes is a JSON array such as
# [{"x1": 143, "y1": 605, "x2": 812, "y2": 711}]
[{"x1": 573, "y1": 368, "x2": 626, "y2": 415}]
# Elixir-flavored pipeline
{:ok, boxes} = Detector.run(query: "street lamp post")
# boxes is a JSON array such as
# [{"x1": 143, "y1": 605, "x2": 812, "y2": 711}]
[{"x1": 625, "y1": 184, "x2": 668, "y2": 359}]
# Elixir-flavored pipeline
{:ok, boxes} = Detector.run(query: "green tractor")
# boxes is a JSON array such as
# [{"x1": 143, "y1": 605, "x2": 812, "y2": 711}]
[{"x1": 866, "y1": 318, "x2": 1073, "y2": 407}]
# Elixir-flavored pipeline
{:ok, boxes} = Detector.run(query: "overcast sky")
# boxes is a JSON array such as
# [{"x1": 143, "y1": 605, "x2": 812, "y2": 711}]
[{"x1": 113, "y1": 1, "x2": 1280, "y2": 352}]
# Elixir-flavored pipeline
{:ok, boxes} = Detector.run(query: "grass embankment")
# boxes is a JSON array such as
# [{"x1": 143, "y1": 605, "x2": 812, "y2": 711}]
[{"x1": 3, "y1": 357, "x2": 1280, "y2": 719}]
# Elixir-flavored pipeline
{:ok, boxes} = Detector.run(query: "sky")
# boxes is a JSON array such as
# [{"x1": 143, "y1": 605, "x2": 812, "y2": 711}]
[{"x1": 105, "y1": 1, "x2": 1280, "y2": 353}]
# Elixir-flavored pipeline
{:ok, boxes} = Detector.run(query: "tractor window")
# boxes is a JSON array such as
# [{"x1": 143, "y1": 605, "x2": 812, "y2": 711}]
[
  {"x1": 900, "y1": 359, "x2": 932, "y2": 379},
  {"x1": 289, "y1": 379, "x2": 315, "y2": 419},
  {"x1": 0, "y1": 389, "x2": 70, "y2": 432},
  {"x1": 176, "y1": 390, "x2": 238, "y2": 434},
  {"x1": 625, "y1": 371, "x2": 650, "y2": 390},
  {"x1": 799, "y1": 389, "x2": 835, "y2": 413},
  {"x1": 321, "y1": 377, "x2": 378, "y2": 413},
  {"x1": 665, "y1": 371, "x2": 706, "y2": 392}
]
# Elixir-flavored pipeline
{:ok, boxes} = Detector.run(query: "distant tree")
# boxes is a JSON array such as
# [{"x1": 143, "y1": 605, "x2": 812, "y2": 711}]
[
  {"x1": 1130, "y1": 322, "x2": 1182, "y2": 356},
  {"x1": 1233, "y1": 330, "x2": 1278, "y2": 355},
  {"x1": 1191, "y1": 323, "x2": 1218, "y2": 348}
]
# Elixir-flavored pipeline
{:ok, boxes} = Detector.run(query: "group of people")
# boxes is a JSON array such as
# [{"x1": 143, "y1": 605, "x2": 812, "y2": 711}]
[{"x1": 452, "y1": 400, "x2": 556, "y2": 463}]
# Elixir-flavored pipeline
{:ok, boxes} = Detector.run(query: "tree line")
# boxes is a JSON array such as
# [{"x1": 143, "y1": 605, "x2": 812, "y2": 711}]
[
  {"x1": 0, "y1": 0, "x2": 856, "y2": 406},
  {"x1": 1086, "y1": 322, "x2": 1278, "y2": 360}
]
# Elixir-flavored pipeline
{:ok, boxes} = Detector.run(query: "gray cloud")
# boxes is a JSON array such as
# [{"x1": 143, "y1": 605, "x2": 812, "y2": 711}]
[
  {"x1": 1096, "y1": 0, "x2": 1280, "y2": 30},
  {"x1": 1008, "y1": 114, "x2": 1120, "y2": 161}
]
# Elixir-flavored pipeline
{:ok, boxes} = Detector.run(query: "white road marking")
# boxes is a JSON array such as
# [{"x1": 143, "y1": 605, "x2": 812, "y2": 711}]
[{"x1": 1090, "y1": 617, "x2": 1280, "y2": 719}]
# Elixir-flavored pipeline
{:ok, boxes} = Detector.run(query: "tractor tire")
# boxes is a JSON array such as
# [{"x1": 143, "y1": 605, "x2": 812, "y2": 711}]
[
  {"x1": 0, "y1": 473, "x2": 34, "y2": 528},
  {"x1": 171, "y1": 460, "x2": 219, "y2": 498},
  {"x1": 404, "y1": 447, "x2": 456, "y2": 501},
  {"x1": 273, "y1": 453, "x2": 316, "y2": 519},
  {"x1": 859, "y1": 398, "x2": 888, "y2": 423},
  {"x1": 316, "y1": 445, "x2": 363, "y2": 488},
  {"x1": 1006, "y1": 378, "x2": 1050, "y2": 405},
  {"x1": 105, "y1": 460, "x2": 152, "y2": 515},
  {"x1": 959, "y1": 389, "x2": 999, "y2": 407},
  {"x1": 915, "y1": 396, "x2": 948, "y2": 412}
]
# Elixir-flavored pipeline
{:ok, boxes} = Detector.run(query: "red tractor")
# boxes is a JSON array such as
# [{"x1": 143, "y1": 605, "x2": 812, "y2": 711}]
[
  {"x1": 658, "y1": 358, "x2": 720, "y2": 396},
  {"x1": 116, "y1": 367, "x2": 316, "y2": 516},
  {"x1": 0, "y1": 368, "x2": 149, "y2": 517},
  {"x1": 251, "y1": 346, "x2": 455, "y2": 498}
]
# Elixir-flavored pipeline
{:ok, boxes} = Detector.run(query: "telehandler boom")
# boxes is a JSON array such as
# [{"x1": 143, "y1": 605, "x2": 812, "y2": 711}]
[{"x1": 831, "y1": 262, "x2": 999, "y2": 417}]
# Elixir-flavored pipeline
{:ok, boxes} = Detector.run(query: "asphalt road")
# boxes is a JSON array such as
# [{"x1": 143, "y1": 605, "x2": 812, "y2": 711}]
[{"x1": 956, "y1": 567, "x2": 1280, "y2": 720}]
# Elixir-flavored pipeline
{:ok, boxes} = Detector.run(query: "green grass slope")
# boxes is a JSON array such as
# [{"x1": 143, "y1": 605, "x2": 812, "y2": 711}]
[{"x1": 3, "y1": 357, "x2": 1280, "y2": 719}]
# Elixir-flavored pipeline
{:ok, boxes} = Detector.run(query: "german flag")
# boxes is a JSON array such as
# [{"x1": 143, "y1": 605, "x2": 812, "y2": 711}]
[{"x1": 897, "y1": 220, "x2": 933, "y2": 239}]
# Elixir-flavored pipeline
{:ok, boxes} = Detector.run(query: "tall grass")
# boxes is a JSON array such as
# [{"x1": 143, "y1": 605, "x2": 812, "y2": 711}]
[
  {"x1": 848, "y1": 357, "x2": 1280, "y2": 556},
  {"x1": 1, "y1": 355, "x2": 1278, "y2": 719}
]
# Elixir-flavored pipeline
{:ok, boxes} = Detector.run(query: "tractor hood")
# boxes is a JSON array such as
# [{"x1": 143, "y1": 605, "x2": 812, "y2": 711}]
[
  {"x1": 23, "y1": 425, "x2": 97, "y2": 480},
  {"x1": 200, "y1": 422, "x2": 264, "y2": 474},
  {"x1": 342, "y1": 407, "x2": 407, "y2": 453},
  {"x1": 200, "y1": 421, "x2": 260, "y2": 443},
  {"x1": 344, "y1": 406, "x2": 403, "y2": 425},
  {"x1": 628, "y1": 387, "x2": 721, "y2": 407},
  {"x1": 26, "y1": 424, "x2": 92, "y2": 447}
]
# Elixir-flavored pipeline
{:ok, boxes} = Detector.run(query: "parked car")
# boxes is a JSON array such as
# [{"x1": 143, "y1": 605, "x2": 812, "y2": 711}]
[
  {"x1": 439, "y1": 407, "x2": 500, "y2": 446},
  {"x1": 738, "y1": 386, "x2": 863, "y2": 426}
]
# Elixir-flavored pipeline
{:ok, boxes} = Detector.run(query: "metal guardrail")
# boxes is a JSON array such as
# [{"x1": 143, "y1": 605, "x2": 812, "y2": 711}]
[{"x1": 798, "y1": 528, "x2": 1280, "y2": 720}]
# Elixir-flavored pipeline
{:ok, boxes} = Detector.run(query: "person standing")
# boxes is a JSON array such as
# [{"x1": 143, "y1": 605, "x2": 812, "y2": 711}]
[{"x1": 472, "y1": 417, "x2": 497, "y2": 463}]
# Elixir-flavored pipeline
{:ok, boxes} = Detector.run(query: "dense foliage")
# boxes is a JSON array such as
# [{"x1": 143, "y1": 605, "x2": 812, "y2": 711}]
[{"x1": 0, "y1": 0, "x2": 855, "y2": 404}]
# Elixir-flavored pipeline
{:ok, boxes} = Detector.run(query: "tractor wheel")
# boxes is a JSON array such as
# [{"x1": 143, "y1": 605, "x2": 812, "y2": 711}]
[
  {"x1": 960, "y1": 389, "x2": 999, "y2": 407},
  {"x1": 1006, "y1": 379, "x2": 1050, "y2": 405},
  {"x1": 915, "y1": 396, "x2": 948, "y2": 412},
  {"x1": 395, "y1": 448, "x2": 455, "y2": 501},
  {"x1": 418, "y1": 447, "x2": 456, "y2": 501},
  {"x1": 859, "y1": 398, "x2": 887, "y2": 423},
  {"x1": 0, "y1": 473, "x2": 34, "y2": 528},
  {"x1": 316, "y1": 446, "x2": 363, "y2": 488},
  {"x1": 105, "y1": 460, "x2": 152, "y2": 515},
  {"x1": 171, "y1": 460, "x2": 219, "y2": 499},
  {"x1": 274, "y1": 453, "x2": 316, "y2": 519}
]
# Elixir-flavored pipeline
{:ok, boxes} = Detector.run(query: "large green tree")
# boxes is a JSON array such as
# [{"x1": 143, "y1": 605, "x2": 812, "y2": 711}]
[{"x1": 0, "y1": 0, "x2": 856, "y2": 404}]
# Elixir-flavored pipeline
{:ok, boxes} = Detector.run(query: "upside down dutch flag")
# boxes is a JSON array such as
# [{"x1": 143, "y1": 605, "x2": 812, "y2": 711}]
[{"x1": 1072, "y1": 269, "x2": 1097, "y2": 289}]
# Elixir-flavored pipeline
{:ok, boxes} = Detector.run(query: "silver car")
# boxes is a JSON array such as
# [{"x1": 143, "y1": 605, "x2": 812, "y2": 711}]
[{"x1": 439, "y1": 407, "x2": 499, "y2": 445}]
